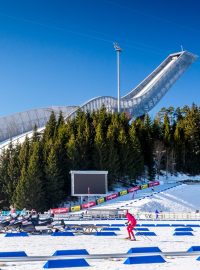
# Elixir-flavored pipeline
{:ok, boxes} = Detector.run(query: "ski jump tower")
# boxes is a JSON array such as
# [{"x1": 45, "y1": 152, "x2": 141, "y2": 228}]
[
  {"x1": 69, "y1": 50, "x2": 197, "y2": 118},
  {"x1": 0, "y1": 50, "x2": 197, "y2": 146}
]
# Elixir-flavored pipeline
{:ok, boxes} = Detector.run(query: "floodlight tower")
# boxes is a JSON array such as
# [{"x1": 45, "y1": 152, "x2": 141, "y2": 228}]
[{"x1": 114, "y1": 42, "x2": 122, "y2": 113}]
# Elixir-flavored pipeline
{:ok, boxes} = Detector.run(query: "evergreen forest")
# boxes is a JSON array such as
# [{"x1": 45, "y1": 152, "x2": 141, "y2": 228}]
[{"x1": 0, "y1": 104, "x2": 200, "y2": 211}]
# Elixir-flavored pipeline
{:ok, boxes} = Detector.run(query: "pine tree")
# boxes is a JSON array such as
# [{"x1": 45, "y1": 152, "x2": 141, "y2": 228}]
[
  {"x1": 74, "y1": 110, "x2": 87, "y2": 169},
  {"x1": 163, "y1": 114, "x2": 171, "y2": 146},
  {"x1": 14, "y1": 165, "x2": 28, "y2": 209},
  {"x1": 152, "y1": 118, "x2": 162, "y2": 141},
  {"x1": 56, "y1": 115, "x2": 71, "y2": 197},
  {"x1": 129, "y1": 124, "x2": 144, "y2": 181},
  {"x1": 174, "y1": 107, "x2": 183, "y2": 122},
  {"x1": 43, "y1": 111, "x2": 57, "y2": 141},
  {"x1": 56, "y1": 111, "x2": 65, "y2": 131},
  {"x1": 184, "y1": 104, "x2": 200, "y2": 174},
  {"x1": 66, "y1": 133, "x2": 79, "y2": 169},
  {"x1": 32, "y1": 124, "x2": 40, "y2": 142},
  {"x1": 72, "y1": 110, "x2": 94, "y2": 170},
  {"x1": 0, "y1": 142, "x2": 21, "y2": 206},
  {"x1": 0, "y1": 149, "x2": 10, "y2": 207},
  {"x1": 138, "y1": 114, "x2": 155, "y2": 180},
  {"x1": 117, "y1": 126, "x2": 129, "y2": 178},
  {"x1": 42, "y1": 111, "x2": 57, "y2": 163},
  {"x1": 7, "y1": 142, "x2": 21, "y2": 204},
  {"x1": 93, "y1": 122, "x2": 107, "y2": 170},
  {"x1": 45, "y1": 143, "x2": 64, "y2": 208},
  {"x1": 106, "y1": 123, "x2": 120, "y2": 187},
  {"x1": 92, "y1": 106, "x2": 111, "y2": 136},
  {"x1": 156, "y1": 107, "x2": 167, "y2": 122},
  {"x1": 15, "y1": 141, "x2": 45, "y2": 211},
  {"x1": 18, "y1": 136, "x2": 30, "y2": 170},
  {"x1": 92, "y1": 108, "x2": 111, "y2": 170},
  {"x1": 174, "y1": 120, "x2": 185, "y2": 172},
  {"x1": 13, "y1": 136, "x2": 31, "y2": 208}
]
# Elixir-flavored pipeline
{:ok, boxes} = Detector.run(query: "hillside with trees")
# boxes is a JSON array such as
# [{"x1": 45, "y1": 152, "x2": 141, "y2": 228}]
[{"x1": 0, "y1": 104, "x2": 200, "y2": 211}]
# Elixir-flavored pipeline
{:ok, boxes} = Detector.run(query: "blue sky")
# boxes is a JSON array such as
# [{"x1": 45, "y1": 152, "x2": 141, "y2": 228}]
[{"x1": 0, "y1": 0, "x2": 199, "y2": 117}]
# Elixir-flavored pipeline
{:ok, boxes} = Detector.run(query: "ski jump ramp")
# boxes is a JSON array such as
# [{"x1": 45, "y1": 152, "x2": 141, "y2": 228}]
[{"x1": 0, "y1": 50, "x2": 197, "y2": 147}]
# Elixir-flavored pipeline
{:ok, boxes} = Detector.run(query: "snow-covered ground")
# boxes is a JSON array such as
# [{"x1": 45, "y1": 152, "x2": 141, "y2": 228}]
[
  {"x1": 1, "y1": 218, "x2": 200, "y2": 270},
  {"x1": 1, "y1": 181, "x2": 200, "y2": 269},
  {"x1": 94, "y1": 182, "x2": 200, "y2": 213}
]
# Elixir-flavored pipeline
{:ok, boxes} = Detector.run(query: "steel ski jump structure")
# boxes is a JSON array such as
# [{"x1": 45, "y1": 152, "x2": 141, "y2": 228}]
[{"x1": 0, "y1": 50, "x2": 197, "y2": 145}]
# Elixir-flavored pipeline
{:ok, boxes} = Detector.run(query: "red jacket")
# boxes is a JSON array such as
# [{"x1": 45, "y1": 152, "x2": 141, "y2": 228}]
[{"x1": 126, "y1": 212, "x2": 137, "y2": 226}]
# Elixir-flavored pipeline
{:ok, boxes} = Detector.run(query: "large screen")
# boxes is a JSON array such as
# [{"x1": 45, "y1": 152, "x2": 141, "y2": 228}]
[{"x1": 70, "y1": 171, "x2": 108, "y2": 196}]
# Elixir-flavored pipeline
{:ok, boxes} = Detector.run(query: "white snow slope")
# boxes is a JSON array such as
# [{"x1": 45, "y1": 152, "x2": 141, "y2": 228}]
[
  {"x1": 1, "y1": 180, "x2": 200, "y2": 270},
  {"x1": 94, "y1": 182, "x2": 200, "y2": 213}
]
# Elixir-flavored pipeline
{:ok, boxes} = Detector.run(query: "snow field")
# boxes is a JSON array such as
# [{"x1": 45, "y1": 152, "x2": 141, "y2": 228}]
[{"x1": 1, "y1": 181, "x2": 200, "y2": 269}]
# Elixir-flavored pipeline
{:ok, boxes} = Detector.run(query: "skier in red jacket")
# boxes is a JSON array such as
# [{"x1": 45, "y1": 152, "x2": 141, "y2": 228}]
[{"x1": 125, "y1": 210, "x2": 137, "y2": 240}]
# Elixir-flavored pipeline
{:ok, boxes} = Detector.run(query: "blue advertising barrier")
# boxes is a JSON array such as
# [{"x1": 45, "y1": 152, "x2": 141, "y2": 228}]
[
  {"x1": 53, "y1": 249, "x2": 89, "y2": 256},
  {"x1": 175, "y1": 227, "x2": 193, "y2": 231},
  {"x1": 127, "y1": 247, "x2": 162, "y2": 254},
  {"x1": 94, "y1": 232, "x2": 117, "y2": 236},
  {"x1": 51, "y1": 232, "x2": 74, "y2": 236},
  {"x1": 173, "y1": 232, "x2": 194, "y2": 236},
  {"x1": 187, "y1": 246, "x2": 200, "y2": 252},
  {"x1": 5, "y1": 232, "x2": 28, "y2": 237},
  {"x1": 0, "y1": 251, "x2": 27, "y2": 257},
  {"x1": 136, "y1": 232, "x2": 157, "y2": 236},
  {"x1": 124, "y1": 255, "x2": 166, "y2": 264},
  {"x1": 102, "y1": 228, "x2": 120, "y2": 231},
  {"x1": 135, "y1": 228, "x2": 149, "y2": 231},
  {"x1": 43, "y1": 258, "x2": 90, "y2": 268}
]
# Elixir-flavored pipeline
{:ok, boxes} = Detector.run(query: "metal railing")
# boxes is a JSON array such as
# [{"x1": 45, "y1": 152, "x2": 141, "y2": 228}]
[
  {"x1": 52, "y1": 211, "x2": 200, "y2": 221},
  {"x1": 135, "y1": 212, "x2": 200, "y2": 221}
]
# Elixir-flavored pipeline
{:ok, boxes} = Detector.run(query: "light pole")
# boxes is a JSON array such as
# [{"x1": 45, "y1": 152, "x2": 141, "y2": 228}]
[{"x1": 113, "y1": 42, "x2": 122, "y2": 113}]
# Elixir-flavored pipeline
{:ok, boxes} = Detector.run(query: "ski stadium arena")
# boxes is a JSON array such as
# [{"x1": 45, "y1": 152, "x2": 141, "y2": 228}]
[
  {"x1": 0, "y1": 50, "x2": 197, "y2": 151},
  {"x1": 1, "y1": 181, "x2": 200, "y2": 269}
]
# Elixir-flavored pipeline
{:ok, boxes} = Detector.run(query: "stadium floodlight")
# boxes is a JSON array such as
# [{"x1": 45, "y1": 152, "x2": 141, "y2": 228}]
[
  {"x1": 113, "y1": 42, "x2": 122, "y2": 113},
  {"x1": 114, "y1": 42, "x2": 122, "y2": 52}
]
